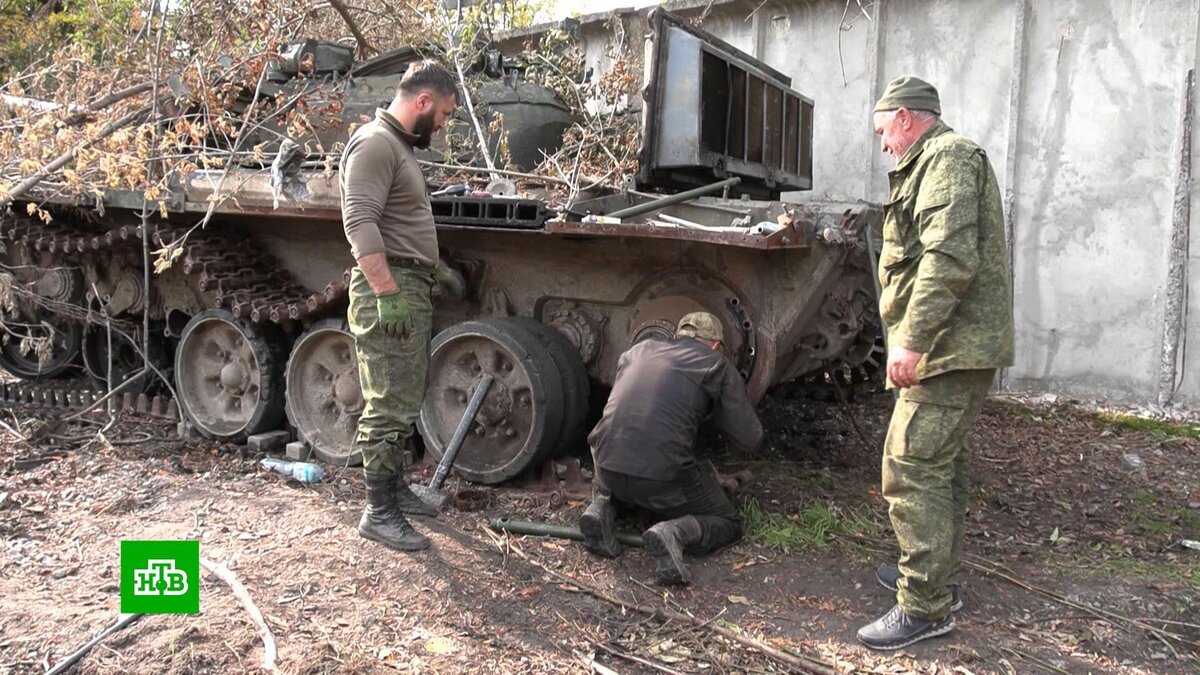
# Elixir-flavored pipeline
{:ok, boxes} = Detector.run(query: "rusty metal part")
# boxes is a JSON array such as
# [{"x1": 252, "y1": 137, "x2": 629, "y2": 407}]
[
  {"x1": 284, "y1": 318, "x2": 362, "y2": 465},
  {"x1": 626, "y1": 272, "x2": 754, "y2": 373},
  {"x1": 542, "y1": 302, "x2": 603, "y2": 365}
]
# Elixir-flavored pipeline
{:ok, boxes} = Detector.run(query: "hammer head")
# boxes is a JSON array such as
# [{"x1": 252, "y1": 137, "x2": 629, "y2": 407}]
[{"x1": 408, "y1": 483, "x2": 448, "y2": 510}]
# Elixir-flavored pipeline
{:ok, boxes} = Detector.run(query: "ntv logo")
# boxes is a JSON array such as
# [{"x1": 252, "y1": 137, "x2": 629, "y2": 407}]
[
  {"x1": 121, "y1": 541, "x2": 200, "y2": 614},
  {"x1": 133, "y1": 559, "x2": 189, "y2": 596}
]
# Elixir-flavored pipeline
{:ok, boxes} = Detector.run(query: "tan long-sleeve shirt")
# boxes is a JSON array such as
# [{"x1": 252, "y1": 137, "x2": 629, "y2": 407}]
[{"x1": 339, "y1": 109, "x2": 438, "y2": 267}]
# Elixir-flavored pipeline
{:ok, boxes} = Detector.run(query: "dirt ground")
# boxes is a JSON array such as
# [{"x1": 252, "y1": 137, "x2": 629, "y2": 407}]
[{"x1": 1, "y1": 385, "x2": 1198, "y2": 674}]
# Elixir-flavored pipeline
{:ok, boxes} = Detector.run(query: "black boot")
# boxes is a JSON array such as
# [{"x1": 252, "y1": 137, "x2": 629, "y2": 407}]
[
  {"x1": 359, "y1": 474, "x2": 430, "y2": 551},
  {"x1": 643, "y1": 516, "x2": 701, "y2": 586},
  {"x1": 393, "y1": 474, "x2": 439, "y2": 517},
  {"x1": 876, "y1": 565, "x2": 963, "y2": 612},
  {"x1": 580, "y1": 494, "x2": 623, "y2": 558}
]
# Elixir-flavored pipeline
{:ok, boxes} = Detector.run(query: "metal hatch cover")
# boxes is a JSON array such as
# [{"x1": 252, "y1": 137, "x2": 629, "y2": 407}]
[{"x1": 638, "y1": 9, "x2": 814, "y2": 198}]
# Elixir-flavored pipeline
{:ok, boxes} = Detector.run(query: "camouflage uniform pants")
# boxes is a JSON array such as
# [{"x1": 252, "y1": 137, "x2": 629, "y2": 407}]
[
  {"x1": 347, "y1": 262, "x2": 434, "y2": 477},
  {"x1": 883, "y1": 368, "x2": 995, "y2": 620}
]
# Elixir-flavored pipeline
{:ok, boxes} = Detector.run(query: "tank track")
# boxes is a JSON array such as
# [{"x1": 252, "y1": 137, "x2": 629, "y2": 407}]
[
  {"x1": 1, "y1": 215, "x2": 350, "y2": 325},
  {"x1": 0, "y1": 377, "x2": 177, "y2": 420}
]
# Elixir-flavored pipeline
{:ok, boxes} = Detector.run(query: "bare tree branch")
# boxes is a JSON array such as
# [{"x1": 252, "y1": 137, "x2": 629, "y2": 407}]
[{"x1": 327, "y1": 0, "x2": 378, "y2": 59}]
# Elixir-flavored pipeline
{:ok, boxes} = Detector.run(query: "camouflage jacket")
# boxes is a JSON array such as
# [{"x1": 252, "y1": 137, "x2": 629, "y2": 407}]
[{"x1": 878, "y1": 121, "x2": 1015, "y2": 382}]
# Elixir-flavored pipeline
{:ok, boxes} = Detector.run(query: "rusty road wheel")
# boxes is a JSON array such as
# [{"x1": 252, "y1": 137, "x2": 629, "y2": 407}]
[
  {"x1": 494, "y1": 317, "x2": 590, "y2": 458},
  {"x1": 418, "y1": 318, "x2": 564, "y2": 485},
  {"x1": 175, "y1": 309, "x2": 285, "y2": 441},
  {"x1": 285, "y1": 319, "x2": 363, "y2": 466}
]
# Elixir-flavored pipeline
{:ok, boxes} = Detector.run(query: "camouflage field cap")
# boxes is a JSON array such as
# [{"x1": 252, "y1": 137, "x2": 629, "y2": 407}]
[
  {"x1": 873, "y1": 75, "x2": 941, "y2": 115},
  {"x1": 676, "y1": 312, "x2": 723, "y2": 343}
]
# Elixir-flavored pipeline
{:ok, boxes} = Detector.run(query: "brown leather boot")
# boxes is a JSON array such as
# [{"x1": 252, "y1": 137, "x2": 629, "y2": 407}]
[{"x1": 358, "y1": 474, "x2": 430, "y2": 551}]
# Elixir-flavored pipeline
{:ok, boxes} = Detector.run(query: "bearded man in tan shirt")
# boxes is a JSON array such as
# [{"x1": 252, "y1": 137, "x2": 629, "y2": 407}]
[{"x1": 340, "y1": 60, "x2": 462, "y2": 553}]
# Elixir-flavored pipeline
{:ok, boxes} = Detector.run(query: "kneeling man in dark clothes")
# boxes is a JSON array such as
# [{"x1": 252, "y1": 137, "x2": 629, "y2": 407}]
[{"x1": 580, "y1": 312, "x2": 763, "y2": 585}]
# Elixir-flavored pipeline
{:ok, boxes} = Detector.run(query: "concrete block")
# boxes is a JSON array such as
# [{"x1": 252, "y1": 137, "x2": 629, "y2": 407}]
[
  {"x1": 177, "y1": 421, "x2": 203, "y2": 441},
  {"x1": 285, "y1": 441, "x2": 312, "y2": 461},
  {"x1": 247, "y1": 430, "x2": 291, "y2": 453},
  {"x1": 136, "y1": 393, "x2": 150, "y2": 414}
]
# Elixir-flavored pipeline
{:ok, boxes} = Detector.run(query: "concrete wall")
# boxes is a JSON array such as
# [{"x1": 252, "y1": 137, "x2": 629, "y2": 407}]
[{"x1": 506, "y1": 0, "x2": 1200, "y2": 406}]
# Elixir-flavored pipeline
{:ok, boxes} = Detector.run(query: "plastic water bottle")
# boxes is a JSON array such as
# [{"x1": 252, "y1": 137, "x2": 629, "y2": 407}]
[{"x1": 259, "y1": 457, "x2": 324, "y2": 483}]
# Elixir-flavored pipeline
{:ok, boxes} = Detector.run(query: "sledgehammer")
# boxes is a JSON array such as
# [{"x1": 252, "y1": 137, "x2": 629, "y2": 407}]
[{"x1": 410, "y1": 374, "x2": 494, "y2": 510}]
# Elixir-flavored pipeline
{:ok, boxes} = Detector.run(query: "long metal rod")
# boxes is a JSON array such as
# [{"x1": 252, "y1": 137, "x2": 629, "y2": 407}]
[
  {"x1": 607, "y1": 177, "x2": 742, "y2": 220},
  {"x1": 490, "y1": 517, "x2": 645, "y2": 548},
  {"x1": 46, "y1": 613, "x2": 143, "y2": 675},
  {"x1": 429, "y1": 374, "x2": 493, "y2": 491}
]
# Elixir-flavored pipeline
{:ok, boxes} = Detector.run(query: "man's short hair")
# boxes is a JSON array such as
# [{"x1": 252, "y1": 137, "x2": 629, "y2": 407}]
[
  {"x1": 876, "y1": 108, "x2": 941, "y2": 124},
  {"x1": 399, "y1": 60, "x2": 459, "y2": 101}
]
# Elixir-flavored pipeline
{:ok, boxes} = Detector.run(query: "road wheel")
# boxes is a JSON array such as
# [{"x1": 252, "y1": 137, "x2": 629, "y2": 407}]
[
  {"x1": 175, "y1": 309, "x2": 285, "y2": 441},
  {"x1": 493, "y1": 317, "x2": 590, "y2": 458},
  {"x1": 285, "y1": 318, "x2": 363, "y2": 466},
  {"x1": 418, "y1": 318, "x2": 564, "y2": 484},
  {"x1": 0, "y1": 310, "x2": 83, "y2": 380}
]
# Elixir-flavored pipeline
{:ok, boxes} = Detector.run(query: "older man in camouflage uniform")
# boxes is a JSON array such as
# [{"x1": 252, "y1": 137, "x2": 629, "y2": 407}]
[
  {"x1": 857, "y1": 76, "x2": 1014, "y2": 650},
  {"x1": 340, "y1": 61, "x2": 464, "y2": 553}
]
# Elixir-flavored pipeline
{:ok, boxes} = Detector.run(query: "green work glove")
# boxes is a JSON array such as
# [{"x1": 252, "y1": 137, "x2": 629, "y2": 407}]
[
  {"x1": 375, "y1": 290, "x2": 412, "y2": 338},
  {"x1": 433, "y1": 262, "x2": 467, "y2": 300}
]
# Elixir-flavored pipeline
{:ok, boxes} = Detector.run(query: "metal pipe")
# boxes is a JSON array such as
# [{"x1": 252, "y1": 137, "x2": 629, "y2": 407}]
[
  {"x1": 47, "y1": 613, "x2": 143, "y2": 675},
  {"x1": 429, "y1": 374, "x2": 493, "y2": 491},
  {"x1": 489, "y1": 517, "x2": 645, "y2": 548},
  {"x1": 607, "y1": 177, "x2": 742, "y2": 220}
]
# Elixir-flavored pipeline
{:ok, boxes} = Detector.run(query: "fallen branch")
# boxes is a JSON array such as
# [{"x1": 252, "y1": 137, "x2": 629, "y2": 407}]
[
  {"x1": 0, "y1": 106, "x2": 147, "y2": 210},
  {"x1": 63, "y1": 82, "x2": 156, "y2": 126},
  {"x1": 591, "y1": 640, "x2": 685, "y2": 675},
  {"x1": 452, "y1": 57, "x2": 498, "y2": 180},
  {"x1": 963, "y1": 553, "x2": 1200, "y2": 650},
  {"x1": 200, "y1": 557, "x2": 279, "y2": 673},
  {"x1": 999, "y1": 646, "x2": 1070, "y2": 675},
  {"x1": 483, "y1": 529, "x2": 836, "y2": 674}
]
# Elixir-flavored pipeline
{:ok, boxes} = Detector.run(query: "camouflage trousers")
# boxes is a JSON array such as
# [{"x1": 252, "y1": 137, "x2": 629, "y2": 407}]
[
  {"x1": 883, "y1": 368, "x2": 995, "y2": 620},
  {"x1": 347, "y1": 263, "x2": 434, "y2": 477}
]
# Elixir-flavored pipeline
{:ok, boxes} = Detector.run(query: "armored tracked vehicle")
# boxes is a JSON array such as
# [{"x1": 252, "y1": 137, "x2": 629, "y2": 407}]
[{"x1": 0, "y1": 11, "x2": 882, "y2": 484}]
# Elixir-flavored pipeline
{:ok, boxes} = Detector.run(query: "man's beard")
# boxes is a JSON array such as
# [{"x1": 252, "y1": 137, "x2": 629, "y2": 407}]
[{"x1": 410, "y1": 109, "x2": 436, "y2": 149}]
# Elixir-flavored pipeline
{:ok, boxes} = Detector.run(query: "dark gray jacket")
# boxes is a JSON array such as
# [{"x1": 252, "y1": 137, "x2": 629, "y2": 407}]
[{"x1": 589, "y1": 337, "x2": 762, "y2": 481}]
